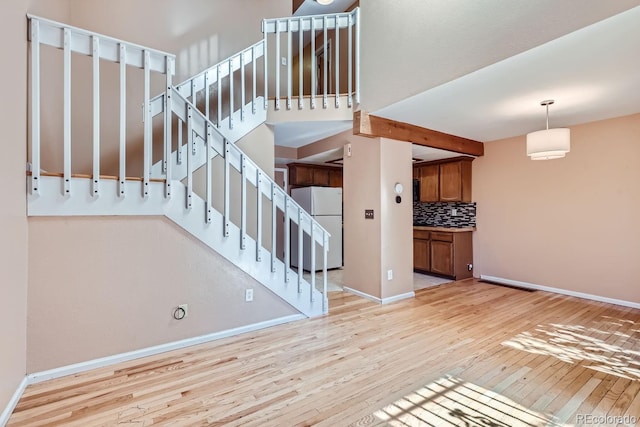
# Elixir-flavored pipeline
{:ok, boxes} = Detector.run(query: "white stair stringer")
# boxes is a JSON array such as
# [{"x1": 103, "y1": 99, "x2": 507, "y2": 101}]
[
  {"x1": 150, "y1": 97, "x2": 266, "y2": 180},
  {"x1": 27, "y1": 176, "x2": 325, "y2": 318}
]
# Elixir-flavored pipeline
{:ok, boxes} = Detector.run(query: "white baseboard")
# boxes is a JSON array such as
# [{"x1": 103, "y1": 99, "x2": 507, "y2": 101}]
[
  {"x1": 382, "y1": 292, "x2": 415, "y2": 304},
  {"x1": 343, "y1": 287, "x2": 415, "y2": 305},
  {"x1": 0, "y1": 376, "x2": 28, "y2": 427},
  {"x1": 479, "y1": 275, "x2": 640, "y2": 309},
  {"x1": 26, "y1": 314, "x2": 305, "y2": 385}
]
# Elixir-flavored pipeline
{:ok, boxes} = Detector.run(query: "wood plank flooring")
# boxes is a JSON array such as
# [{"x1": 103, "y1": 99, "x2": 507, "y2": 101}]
[{"x1": 8, "y1": 279, "x2": 640, "y2": 426}]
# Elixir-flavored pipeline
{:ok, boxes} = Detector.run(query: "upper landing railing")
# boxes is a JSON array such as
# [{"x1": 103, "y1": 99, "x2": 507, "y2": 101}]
[
  {"x1": 28, "y1": 14, "x2": 176, "y2": 199},
  {"x1": 262, "y1": 8, "x2": 360, "y2": 110},
  {"x1": 149, "y1": 8, "x2": 360, "y2": 142}
]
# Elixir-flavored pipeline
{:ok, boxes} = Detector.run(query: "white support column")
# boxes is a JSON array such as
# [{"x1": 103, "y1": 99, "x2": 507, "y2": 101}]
[
  {"x1": 204, "y1": 71, "x2": 210, "y2": 121},
  {"x1": 205, "y1": 124, "x2": 212, "y2": 223},
  {"x1": 311, "y1": 17, "x2": 316, "y2": 109},
  {"x1": 297, "y1": 208, "x2": 303, "y2": 293},
  {"x1": 286, "y1": 19, "x2": 292, "y2": 110},
  {"x1": 271, "y1": 183, "x2": 277, "y2": 272},
  {"x1": 63, "y1": 27, "x2": 71, "y2": 196},
  {"x1": 186, "y1": 106, "x2": 193, "y2": 211},
  {"x1": 191, "y1": 80, "x2": 197, "y2": 155},
  {"x1": 176, "y1": 119, "x2": 183, "y2": 165},
  {"x1": 323, "y1": 16, "x2": 328, "y2": 109},
  {"x1": 229, "y1": 59, "x2": 234, "y2": 130},
  {"x1": 323, "y1": 231, "x2": 329, "y2": 313},
  {"x1": 240, "y1": 154, "x2": 247, "y2": 250},
  {"x1": 223, "y1": 140, "x2": 231, "y2": 237},
  {"x1": 92, "y1": 36, "x2": 100, "y2": 197},
  {"x1": 30, "y1": 19, "x2": 41, "y2": 195},
  {"x1": 217, "y1": 65, "x2": 222, "y2": 127},
  {"x1": 335, "y1": 22, "x2": 340, "y2": 108},
  {"x1": 164, "y1": 57, "x2": 173, "y2": 199},
  {"x1": 284, "y1": 197, "x2": 290, "y2": 282},
  {"x1": 275, "y1": 20, "x2": 281, "y2": 110},
  {"x1": 252, "y1": 45, "x2": 257, "y2": 114},
  {"x1": 256, "y1": 169, "x2": 263, "y2": 262},
  {"x1": 263, "y1": 24, "x2": 268, "y2": 110},
  {"x1": 118, "y1": 44, "x2": 127, "y2": 197},
  {"x1": 355, "y1": 7, "x2": 361, "y2": 105},
  {"x1": 298, "y1": 17, "x2": 304, "y2": 110},
  {"x1": 310, "y1": 221, "x2": 316, "y2": 303},
  {"x1": 347, "y1": 14, "x2": 353, "y2": 108},
  {"x1": 240, "y1": 50, "x2": 246, "y2": 122},
  {"x1": 143, "y1": 50, "x2": 151, "y2": 198}
]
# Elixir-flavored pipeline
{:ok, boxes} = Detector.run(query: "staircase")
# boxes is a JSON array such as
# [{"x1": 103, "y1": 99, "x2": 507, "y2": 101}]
[{"x1": 26, "y1": 9, "x2": 360, "y2": 318}]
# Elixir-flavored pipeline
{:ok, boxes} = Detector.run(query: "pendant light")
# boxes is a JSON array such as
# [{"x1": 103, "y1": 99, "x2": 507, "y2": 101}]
[
  {"x1": 316, "y1": 0, "x2": 334, "y2": 4},
  {"x1": 526, "y1": 100, "x2": 570, "y2": 160}
]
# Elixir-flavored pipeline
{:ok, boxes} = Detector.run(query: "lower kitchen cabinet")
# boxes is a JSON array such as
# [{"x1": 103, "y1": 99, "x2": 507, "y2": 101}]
[
  {"x1": 413, "y1": 236, "x2": 431, "y2": 272},
  {"x1": 430, "y1": 240, "x2": 453, "y2": 276},
  {"x1": 413, "y1": 229, "x2": 473, "y2": 280}
]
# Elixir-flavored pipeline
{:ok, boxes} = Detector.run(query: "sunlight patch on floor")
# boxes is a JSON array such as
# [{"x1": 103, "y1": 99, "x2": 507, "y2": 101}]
[
  {"x1": 502, "y1": 320, "x2": 640, "y2": 381},
  {"x1": 357, "y1": 376, "x2": 560, "y2": 427}
]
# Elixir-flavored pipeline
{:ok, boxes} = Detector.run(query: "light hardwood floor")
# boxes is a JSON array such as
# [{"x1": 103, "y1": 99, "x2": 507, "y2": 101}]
[{"x1": 8, "y1": 279, "x2": 640, "y2": 426}]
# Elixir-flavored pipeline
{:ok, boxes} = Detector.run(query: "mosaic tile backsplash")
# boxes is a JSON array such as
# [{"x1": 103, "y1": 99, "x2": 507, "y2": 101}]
[{"x1": 414, "y1": 202, "x2": 476, "y2": 228}]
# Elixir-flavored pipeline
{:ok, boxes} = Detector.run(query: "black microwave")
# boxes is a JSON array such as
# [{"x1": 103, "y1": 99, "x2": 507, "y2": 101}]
[{"x1": 413, "y1": 179, "x2": 420, "y2": 202}]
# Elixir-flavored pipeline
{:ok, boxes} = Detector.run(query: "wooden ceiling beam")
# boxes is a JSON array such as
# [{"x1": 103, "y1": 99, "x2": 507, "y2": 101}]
[{"x1": 353, "y1": 110, "x2": 484, "y2": 157}]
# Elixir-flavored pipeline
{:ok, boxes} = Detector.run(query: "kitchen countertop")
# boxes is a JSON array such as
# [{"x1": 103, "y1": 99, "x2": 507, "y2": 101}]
[{"x1": 413, "y1": 225, "x2": 476, "y2": 233}]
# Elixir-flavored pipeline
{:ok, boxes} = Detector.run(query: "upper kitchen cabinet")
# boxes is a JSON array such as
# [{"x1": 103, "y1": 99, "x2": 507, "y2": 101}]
[
  {"x1": 288, "y1": 163, "x2": 343, "y2": 190},
  {"x1": 414, "y1": 157, "x2": 473, "y2": 203},
  {"x1": 416, "y1": 164, "x2": 439, "y2": 202}
]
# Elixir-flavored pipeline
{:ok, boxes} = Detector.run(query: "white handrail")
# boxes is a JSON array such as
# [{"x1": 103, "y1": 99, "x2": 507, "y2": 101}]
[
  {"x1": 169, "y1": 87, "x2": 330, "y2": 246},
  {"x1": 150, "y1": 40, "x2": 265, "y2": 122}
]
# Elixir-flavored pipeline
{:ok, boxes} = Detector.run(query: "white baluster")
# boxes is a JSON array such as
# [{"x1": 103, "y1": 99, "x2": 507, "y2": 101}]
[
  {"x1": 118, "y1": 44, "x2": 127, "y2": 197},
  {"x1": 298, "y1": 208, "x2": 303, "y2": 293},
  {"x1": 186, "y1": 106, "x2": 193, "y2": 210},
  {"x1": 63, "y1": 28, "x2": 71, "y2": 196},
  {"x1": 256, "y1": 169, "x2": 263, "y2": 262},
  {"x1": 287, "y1": 19, "x2": 292, "y2": 110},
  {"x1": 298, "y1": 17, "x2": 304, "y2": 110},
  {"x1": 30, "y1": 19, "x2": 41, "y2": 196},
  {"x1": 143, "y1": 50, "x2": 151, "y2": 198},
  {"x1": 271, "y1": 183, "x2": 277, "y2": 272},
  {"x1": 164, "y1": 57, "x2": 173, "y2": 199},
  {"x1": 92, "y1": 36, "x2": 100, "y2": 197},
  {"x1": 348, "y1": 13, "x2": 353, "y2": 108}
]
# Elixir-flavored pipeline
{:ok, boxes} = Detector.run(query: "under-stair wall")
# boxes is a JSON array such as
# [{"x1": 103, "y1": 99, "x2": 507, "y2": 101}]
[{"x1": 27, "y1": 215, "x2": 299, "y2": 373}]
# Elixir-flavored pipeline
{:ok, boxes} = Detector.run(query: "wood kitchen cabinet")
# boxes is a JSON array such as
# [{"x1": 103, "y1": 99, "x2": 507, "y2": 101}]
[
  {"x1": 288, "y1": 163, "x2": 343, "y2": 190},
  {"x1": 416, "y1": 164, "x2": 439, "y2": 202},
  {"x1": 413, "y1": 230, "x2": 431, "y2": 272},
  {"x1": 413, "y1": 228, "x2": 473, "y2": 280},
  {"x1": 414, "y1": 157, "x2": 473, "y2": 203}
]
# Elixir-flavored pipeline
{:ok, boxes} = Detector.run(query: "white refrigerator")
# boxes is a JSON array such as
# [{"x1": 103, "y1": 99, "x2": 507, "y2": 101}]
[{"x1": 290, "y1": 186, "x2": 343, "y2": 271}]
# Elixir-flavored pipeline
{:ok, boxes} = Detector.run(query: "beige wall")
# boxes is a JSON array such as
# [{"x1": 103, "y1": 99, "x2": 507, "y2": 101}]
[
  {"x1": 0, "y1": 0, "x2": 71, "y2": 411},
  {"x1": 27, "y1": 216, "x2": 297, "y2": 372},
  {"x1": 379, "y1": 138, "x2": 413, "y2": 299},
  {"x1": 473, "y1": 113, "x2": 640, "y2": 303},
  {"x1": 343, "y1": 136, "x2": 413, "y2": 300},
  {"x1": 343, "y1": 136, "x2": 382, "y2": 297}
]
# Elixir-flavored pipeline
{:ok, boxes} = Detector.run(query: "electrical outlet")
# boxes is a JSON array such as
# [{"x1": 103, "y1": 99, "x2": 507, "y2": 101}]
[
  {"x1": 467, "y1": 264, "x2": 473, "y2": 271},
  {"x1": 173, "y1": 304, "x2": 188, "y2": 320},
  {"x1": 451, "y1": 208, "x2": 458, "y2": 216},
  {"x1": 281, "y1": 57, "x2": 287, "y2": 66},
  {"x1": 387, "y1": 269, "x2": 393, "y2": 280},
  {"x1": 245, "y1": 288, "x2": 254, "y2": 302}
]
